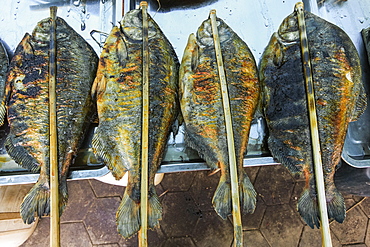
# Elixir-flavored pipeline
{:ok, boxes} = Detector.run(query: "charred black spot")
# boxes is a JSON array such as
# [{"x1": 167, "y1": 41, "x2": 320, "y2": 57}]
[{"x1": 26, "y1": 86, "x2": 41, "y2": 98}]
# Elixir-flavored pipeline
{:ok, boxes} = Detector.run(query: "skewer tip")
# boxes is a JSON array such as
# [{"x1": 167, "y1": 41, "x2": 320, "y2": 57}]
[
  {"x1": 140, "y1": 1, "x2": 148, "y2": 7},
  {"x1": 50, "y1": 6, "x2": 57, "y2": 19},
  {"x1": 295, "y1": 2, "x2": 304, "y2": 12},
  {"x1": 210, "y1": 9, "x2": 216, "y2": 15}
]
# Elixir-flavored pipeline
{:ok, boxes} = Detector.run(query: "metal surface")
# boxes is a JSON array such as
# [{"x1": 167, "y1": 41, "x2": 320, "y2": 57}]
[{"x1": 0, "y1": 0, "x2": 369, "y2": 185}]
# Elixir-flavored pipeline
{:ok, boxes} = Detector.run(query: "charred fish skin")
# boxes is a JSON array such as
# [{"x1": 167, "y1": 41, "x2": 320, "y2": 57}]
[
  {"x1": 179, "y1": 17, "x2": 259, "y2": 220},
  {"x1": 91, "y1": 9, "x2": 179, "y2": 238},
  {"x1": 260, "y1": 10, "x2": 367, "y2": 228},
  {"x1": 0, "y1": 41, "x2": 9, "y2": 126},
  {"x1": 5, "y1": 17, "x2": 98, "y2": 224}
]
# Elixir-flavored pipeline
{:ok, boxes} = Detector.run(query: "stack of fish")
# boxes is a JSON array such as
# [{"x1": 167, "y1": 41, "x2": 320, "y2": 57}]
[{"x1": 2, "y1": 16, "x2": 98, "y2": 224}]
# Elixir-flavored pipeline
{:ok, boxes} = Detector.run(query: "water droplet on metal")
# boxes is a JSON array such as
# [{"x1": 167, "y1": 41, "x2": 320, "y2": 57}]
[
  {"x1": 73, "y1": 0, "x2": 80, "y2": 6},
  {"x1": 81, "y1": 22, "x2": 86, "y2": 31},
  {"x1": 86, "y1": 13, "x2": 90, "y2": 19},
  {"x1": 359, "y1": 17, "x2": 365, "y2": 24}
]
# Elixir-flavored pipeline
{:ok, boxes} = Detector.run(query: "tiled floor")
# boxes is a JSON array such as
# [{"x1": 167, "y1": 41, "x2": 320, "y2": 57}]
[{"x1": 19, "y1": 165, "x2": 369, "y2": 247}]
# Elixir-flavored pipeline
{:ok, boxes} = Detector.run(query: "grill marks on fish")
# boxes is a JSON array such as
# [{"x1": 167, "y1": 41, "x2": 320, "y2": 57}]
[
  {"x1": 5, "y1": 17, "x2": 98, "y2": 224},
  {"x1": 180, "y1": 17, "x2": 259, "y2": 220},
  {"x1": 92, "y1": 9, "x2": 179, "y2": 239},
  {"x1": 260, "y1": 10, "x2": 367, "y2": 228}
]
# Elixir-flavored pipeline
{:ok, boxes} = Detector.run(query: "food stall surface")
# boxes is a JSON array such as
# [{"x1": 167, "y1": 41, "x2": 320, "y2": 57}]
[{"x1": 19, "y1": 166, "x2": 369, "y2": 247}]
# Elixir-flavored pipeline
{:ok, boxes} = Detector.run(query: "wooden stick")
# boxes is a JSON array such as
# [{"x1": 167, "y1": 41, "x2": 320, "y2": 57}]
[
  {"x1": 295, "y1": 2, "x2": 332, "y2": 247},
  {"x1": 49, "y1": 6, "x2": 60, "y2": 247},
  {"x1": 209, "y1": 9, "x2": 243, "y2": 247},
  {"x1": 139, "y1": 1, "x2": 149, "y2": 247}
]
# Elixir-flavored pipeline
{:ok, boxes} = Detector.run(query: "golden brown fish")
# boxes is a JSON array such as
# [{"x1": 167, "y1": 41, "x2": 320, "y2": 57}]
[
  {"x1": 260, "y1": 8, "x2": 366, "y2": 228},
  {"x1": 91, "y1": 9, "x2": 179, "y2": 238},
  {"x1": 179, "y1": 16, "x2": 259, "y2": 219},
  {"x1": 3, "y1": 16, "x2": 98, "y2": 223}
]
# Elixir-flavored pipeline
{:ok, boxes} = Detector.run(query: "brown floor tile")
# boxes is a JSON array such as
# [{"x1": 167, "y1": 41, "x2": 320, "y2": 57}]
[
  {"x1": 21, "y1": 217, "x2": 50, "y2": 247},
  {"x1": 192, "y1": 211, "x2": 233, "y2": 247},
  {"x1": 243, "y1": 230, "x2": 270, "y2": 247},
  {"x1": 189, "y1": 171, "x2": 219, "y2": 212},
  {"x1": 331, "y1": 206, "x2": 368, "y2": 245},
  {"x1": 89, "y1": 179, "x2": 124, "y2": 198},
  {"x1": 254, "y1": 165, "x2": 296, "y2": 205},
  {"x1": 365, "y1": 221, "x2": 370, "y2": 247},
  {"x1": 94, "y1": 244, "x2": 120, "y2": 247},
  {"x1": 260, "y1": 204, "x2": 303, "y2": 247},
  {"x1": 242, "y1": 196, "x2": 266, "y2": 230},
  {"x1": 118, "y1": 228, "x2": 164, "y2": 247},
  {"x1": 160, "y1": 171, "x2": 196, "y2": 192},
  {"x1": 60, "y1": 222, "x2": 93, "y2": 247},
  {"x1": 162, "y1": 236, "x2": 196, "y2": 246},
  {"x1": 245, "y1": 166, "x2": 260, "y2": 184},
  {"x1": 84, "y1": 196, "x2": 122, "y2": 245},
  {"x1": 298, "y1": 225, "x2": 341, "y2": 247},
  {"x1": 160, "y1": 191, "x2": 200, "y2": 237},
  {"x1": 61, "y1": 179, "x2": 96, "y2": 222},
  {"x1": 359, "y1": 197, "x2": 370, "y2": 217}
]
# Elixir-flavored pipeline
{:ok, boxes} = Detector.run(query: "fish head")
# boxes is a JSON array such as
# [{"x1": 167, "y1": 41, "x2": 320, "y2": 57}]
[
  {"x1": 196, "y1": 17, "x2": 232, "y2": 47},
  {"x1": 32, "y1": 17, "x2": 70, "y2": 45},
  {"x1": 278, "y1": 11, "x2": 300, "y2": 42},
  {"x1": 120, "y1": 9, "x2": 158, "y2": 41}
]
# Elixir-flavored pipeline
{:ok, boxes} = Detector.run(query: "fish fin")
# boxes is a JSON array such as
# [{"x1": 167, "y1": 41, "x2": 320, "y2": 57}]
[
  {"x1": 92, "y1": 127, "x2": 126, "y2": 179},
  {"x1": 268, "y1": 136, "x2": 301, "y2": 174},
  {"x1": 212, "y1": 174, "x2": 231, "y2": 219},
  {"x1": 326, "y1": 188, "x2": 346, "y2": 224},
  {"x1": 21, "y1": 179, "x2": 50, "y2": 224},
  {"x1": 297, "y1": 189, "x2": 320, "y2": 229},
  {"x1": 351, "y1": 88, "x2": 367, "y2": 122},
  {"x1": 5, "y1": 134, "x2": 40, "y2": 172},
  {"x1": 116, "y1": 191, "x2": 140, "y2": 239},
  {"x1": 148, "y1": 185, "x2": 162, "y2": 229},
  {"x1": 190, "y1": 37, "x2": 199, "y2": 72},
  {"x1": 240, "y1": 171, "x2": 257, "y2": 214}
]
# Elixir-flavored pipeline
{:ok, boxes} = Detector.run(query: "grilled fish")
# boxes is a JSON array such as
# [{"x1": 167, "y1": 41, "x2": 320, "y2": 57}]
[
  {"x1": 179, "y1": 16, "x2": 259, "y2": 219},
  {"x1": 3, "y1": 17, "x2": 98, "y2": 223},
  {"x1": 260, "y1": 9, "x2": 367, "y2": 228},
  {"x1": 91, "y1": 9, "x2": 179, "y2": 238},
  {"x1": 0, "y1": 40, "x2": 9, "y2": 125}
]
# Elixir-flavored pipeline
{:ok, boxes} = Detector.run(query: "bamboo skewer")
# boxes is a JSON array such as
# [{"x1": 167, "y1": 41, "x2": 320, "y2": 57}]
[
  {"x1": 295, "y1": 2, "x2": 332, "y2": 247},
  {"x1": 139, "y1": 1, "x2": 149, "y2": 247},
  {"x1": 49, "y1": 6, "x2": 60, "y2": 247},
  {"x1": 209, "y1": 10, "x2": 243, "y2": 247}
]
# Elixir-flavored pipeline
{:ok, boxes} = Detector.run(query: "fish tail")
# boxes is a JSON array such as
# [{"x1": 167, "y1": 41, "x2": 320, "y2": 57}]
[
  {"x1": 116, "y1": 191, "x2": 140, "y2": 239},
  {"x1": 212, "y1": 174, "x2": 231, "y2": 219},
  {"x1": 326, "y1": 187, "x2": 346, "y2": 224},
  {"x1": 239, "y1": 171, "x2": 257, "y2": 214},
  {"x1": 148, "y1": 185, "x2": 162, "y2": 229},
  {"x1": 20, "y1": 177, "x2": 69, "y2": 224},
  {"x1": 298, "y1": 189, "x2": 320, "y2": 229},
  {"x1": 116, "y1": 186, "x2": 162, "y2": 239},
  {"x1": 0, "y1": 101, "x2": 6, "y2": 126},
  {"x1": 21, "y1": 179, "x2": 50, "y2": 224}
]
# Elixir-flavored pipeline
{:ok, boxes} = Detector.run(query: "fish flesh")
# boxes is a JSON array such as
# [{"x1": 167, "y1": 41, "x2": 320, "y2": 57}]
[
  {"x1": 91, "y1": 9, "x2": 179, "y2": 238},
  {"x1": 0, "y1": 40, "x2": 9, "y2": 126},
  {"x1": 260, "y1": 9, "x2": 367, "y2": 228},
  {"x1": 179, "y1": 16, "x2": 259, "y2": 219},
  {"x1": 3, "y1": 16, "x2": 98, "y2": 223}
]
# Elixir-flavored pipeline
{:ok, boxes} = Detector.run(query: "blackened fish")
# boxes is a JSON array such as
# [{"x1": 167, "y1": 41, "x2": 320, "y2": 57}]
[
  {"x1": 0, "y1": 40, "x2": 9, "y2": 125},
  {"x1": 260, "y1": 9, "x2": 367, "y2": 228},
  {"x1": 91, "y1": 9, "x2": 179, "y2": 238},
  {"x1": 179, "y1": 16, "x2": 259, "y2": 219},
  {"x1": 3, "y1": 17, "x2": 98, "y2": 223}
]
